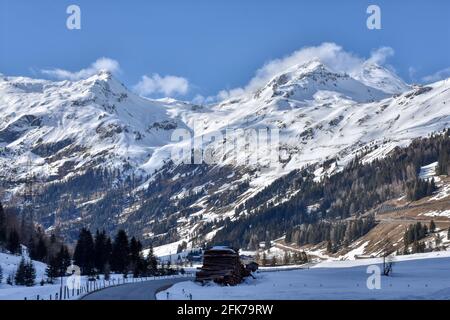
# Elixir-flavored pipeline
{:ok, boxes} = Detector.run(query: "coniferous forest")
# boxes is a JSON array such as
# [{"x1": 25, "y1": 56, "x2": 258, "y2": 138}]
[{"x1": 212, "y1": 129, "x2": 450, "y2": 249}]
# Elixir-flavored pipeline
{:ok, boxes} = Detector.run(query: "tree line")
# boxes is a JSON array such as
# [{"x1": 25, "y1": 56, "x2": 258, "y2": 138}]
[{"x1": 71, "y1": 228, "x2": 158, "y2": 277}]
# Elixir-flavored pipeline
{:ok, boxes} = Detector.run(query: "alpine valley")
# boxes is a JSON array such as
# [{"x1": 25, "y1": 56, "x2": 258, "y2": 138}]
[{"x1": 1, "y1": 59, "x2": 450, "y2": 260}]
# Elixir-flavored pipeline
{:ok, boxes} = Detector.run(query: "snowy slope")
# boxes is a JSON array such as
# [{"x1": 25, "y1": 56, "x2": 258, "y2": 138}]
[
  {"x1": 158, "y1": 251, "x2": 450, "y2": 300},
  {"x1": 354, "y1": 62, "x2": 410, "y2": 95},
  {"x1": 0, "y1": 250, "x2": 47, "y2": 287}
]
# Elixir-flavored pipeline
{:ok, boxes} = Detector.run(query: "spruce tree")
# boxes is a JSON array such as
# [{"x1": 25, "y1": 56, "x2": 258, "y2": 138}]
[
  {"x1": 270, "y1": 256, "x2": 277, "y2": 266},
  {"x1": 14, "y1": 257, "x2": 35, "y2": 286},
  {"x1": 24, "y1": 260, "x2": 36, "y2": 287},
  {"x1": 7, "y1": 229, "x2": 20, "y2": 254},
  {"x1": 46, "y1": 255, "x2": 59, "y2": 282},
  {"x1": 146, "y1": 244, "x2": 157, "y2": 275},
  {"x1": 73, "y1": 228, "x2": 95, "y2": 275},
  {"x1": 111, "y1": 230, "x2": 130, "y2": 274},
  {"x1": 261, "y1": 252, "x2": 267, "y2": 266},
  {"x1": 94, "y1": 230, "x2": 110, "y2": 273},
  {"x1": 57, "y1": 245, "x2": 71, "y2": 274},
  {"x1": 326, "y1": 240, "x2": 333, "y2": 253},
  {"x1": 430, "y1": 220, "x2": 436, "y2": 233},
  {"x1": 15, "y1": 257, "x2": 26, "y2": 285},
  {"x1": 129, "y1": 237, "x2": 144, "y2": 276},
  {"x1": 31, "y1": 236, "x2": 48, "y2": 262}
]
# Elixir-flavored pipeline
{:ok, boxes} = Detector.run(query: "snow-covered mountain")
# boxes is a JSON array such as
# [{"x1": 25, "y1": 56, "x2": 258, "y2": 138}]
[
  {"x1": 0, "y1": 61, "x2": 449, "y2": 249},
  {"x1": 0, "y1": 71, "x2": 190, "y2": 183}
]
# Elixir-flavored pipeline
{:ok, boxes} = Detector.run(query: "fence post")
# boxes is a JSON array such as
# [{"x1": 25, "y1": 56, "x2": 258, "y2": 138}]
[{"x1": 36, "y1": 295, "x2": 39, "y2": 300}]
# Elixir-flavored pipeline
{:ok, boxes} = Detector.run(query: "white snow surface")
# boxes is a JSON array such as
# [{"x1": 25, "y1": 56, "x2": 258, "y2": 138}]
[
  {"x1": 421, "y1": 210, "x2": 450, "y2": 218},
  {"x1": 419, "y1": 162, "x2": 439, "y2": 180},
  {"x1": 158, "y1": 251, "x2": 450, "y2": 300}
]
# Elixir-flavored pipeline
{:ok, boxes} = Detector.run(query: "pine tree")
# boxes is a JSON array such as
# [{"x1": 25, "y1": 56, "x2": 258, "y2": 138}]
[
  {"x1": 129, "y1": 237, "x2": 144, "y2": 277},
  {"x1": 15, "y1": 258, "x2": 26, "y2": 285},
  {"x1": 326, "y1": 240, "x2": 333, "y2": 253},
  {"x1": 111, "y1": 230, "x2": 130, "y2": 274},
  {"x1": 283, "y1": 251, "x2": 290, "y2": 265},
  {"x1": 24, "y1": 260, "x2": 36, "y2": 287},
  {"x1": 430, "y1": 220, "x2": 436, "y2": 233},
  {"x1": 301, "y1": 252, "x2": 308, "y2": 263},
  {"x1": 94, "y1": 230, "x2": 110, "y2": 273},
  {"x1": 15, "y1": 257, "x2": 35, "y2": 286},
  {"x1": 32, "y1": 236, "x2": 48, "y2": 262},
  {"x1": 57, "y1": 245, "x2": 71, "y2": 274},
  {"x1": 261, "y1": 252, "x2": 267, "y2": 266},
  {"x1": 270, "y1": 256, "x2": 277, "y2": 266},
  {"x1": 7, "y1": 229, "x2": 20, "y2": 254},
  {"x1": 45, "y1": 255, "x2": 59, "y2": 282},
  {"x1": 104, "y1": 262, "x2": 111, "y2": 280},
  {"x1": 73, "y1": 228, "x2": 95, "y2": 275},
  {"x1": 146, "y1": 244, "x2": 157, "y2": 275}
]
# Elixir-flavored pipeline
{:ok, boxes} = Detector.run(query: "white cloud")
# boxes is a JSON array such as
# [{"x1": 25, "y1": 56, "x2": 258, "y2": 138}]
[
  {"x1": 408, "y1": 67, "x2": 417, "y2": 82},
  {"x1": 211, "y1": 42, "x2": 397, "y2": 102},
  {"x1": 41, "y1": 57, "x2": 120, "y2": 81},
  {"x1": 133, "y1": 74, "x2": 189, "y2": 97},
  {"x1": 366, "y1": 47, "x2": 394, "y2": 65},
  {"x1": 422, "y1": 67, "x2": 450, "y2": 83}
]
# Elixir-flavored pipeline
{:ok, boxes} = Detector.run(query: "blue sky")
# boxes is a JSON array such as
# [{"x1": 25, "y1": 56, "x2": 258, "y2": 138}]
[{"x1": 0, "y1": 0, "x2": 449, "y2": 101}]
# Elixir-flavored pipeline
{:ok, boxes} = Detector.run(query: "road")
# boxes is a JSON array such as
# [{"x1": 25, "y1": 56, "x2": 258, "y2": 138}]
[
  {"x1": 82, "y1": 277, "x2": 193, "y2": 300},
  {"x1": 377, "y1": 217, "x2": 450, "y2": 224}
]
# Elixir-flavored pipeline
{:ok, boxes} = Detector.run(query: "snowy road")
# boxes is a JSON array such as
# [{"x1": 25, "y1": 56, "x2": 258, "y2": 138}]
[{"x1": 82, "y1": 277, "x2": 194, "y2": 300}]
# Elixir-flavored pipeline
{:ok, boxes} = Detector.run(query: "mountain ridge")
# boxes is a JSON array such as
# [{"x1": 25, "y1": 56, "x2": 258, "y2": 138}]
[{"x1": 0, "y1": 61, "x2": 449, "y2": 252}]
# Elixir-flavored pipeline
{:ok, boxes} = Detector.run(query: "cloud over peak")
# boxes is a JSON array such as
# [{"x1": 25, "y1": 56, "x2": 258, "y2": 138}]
[
  {"x1": 209, "y1": 42, "x2": 399, "y2": 102},
  {"x1": 133, "y1": 74, "x2": 189, "y2": 97},
  {"x1": 41, "y1": 57, "x2": 121, "y2": 81}
]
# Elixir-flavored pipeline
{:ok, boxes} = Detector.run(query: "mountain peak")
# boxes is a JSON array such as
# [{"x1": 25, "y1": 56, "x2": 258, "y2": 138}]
[
  {"x1": 93, "y1": 69, "x2": 113, "y2": 80},
  {"x1": 254, "y1": 59, "x2": 388, "y2": 103},
  {"x1": 355, "y1": 62, "x2": 410, "y2": 94}
]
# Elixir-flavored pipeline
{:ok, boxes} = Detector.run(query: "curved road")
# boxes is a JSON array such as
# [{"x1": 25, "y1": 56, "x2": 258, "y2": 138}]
[{"x1": 82, "y1": 277, "x2": 193, "y2": 300}]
